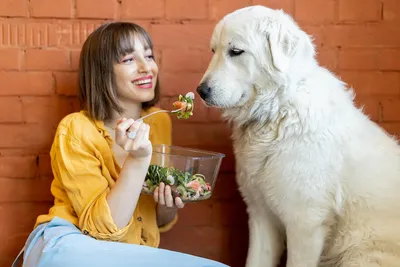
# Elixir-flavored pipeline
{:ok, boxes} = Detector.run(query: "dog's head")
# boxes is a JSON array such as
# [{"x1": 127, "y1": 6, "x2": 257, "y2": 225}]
[{"x1": 197, "y1": 6, "x2": 316, "y2": 113}]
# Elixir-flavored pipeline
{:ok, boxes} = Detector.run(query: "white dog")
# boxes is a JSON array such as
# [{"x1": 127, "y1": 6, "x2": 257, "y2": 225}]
[{"x1": 197, "y1": 5, "x2": 400, "y2": 267}]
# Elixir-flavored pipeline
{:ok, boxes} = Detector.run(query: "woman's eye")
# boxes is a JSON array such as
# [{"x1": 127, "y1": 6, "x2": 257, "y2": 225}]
[
  {"x1": 146, "y1": 55, "x2": 154, "y2": 60},
  {"x1": 228, "y1": 48, "x2": 244, "y2": 57},
  {"x1": 121, "y1": 57, "x2": 134, "y2": 64}
]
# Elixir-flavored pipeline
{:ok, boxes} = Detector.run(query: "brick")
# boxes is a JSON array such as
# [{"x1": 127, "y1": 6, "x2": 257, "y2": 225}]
[
  {"x1": 160, "y1": 226, "x2": 230, "y2": 262},
  {"x1": 76, "y1": 0, "x2": 117, "y2": 19},
  {"x1": 30, "y1": 0, "x2": 72, "y2": 18},
  {"x1": 121, "y1": 0, "x2": 164, "y2": 19},
  {"x1": 0, "y1": 48, "x2": 21, "y2": 70},
  {"x1": 172, "y1": 123, "x2": 232, "y2": 147},
  {"x1": 338, "y1": 71, "x2": 400, "y2": 95},
  {"x1": 71, "y1": 97, "x2": 80, "y2": 112},
  {"x1": 208, "y1": 107, "x2": 224, "y2": 122},
  {"x1": 338, "y1": 49, "x2": 400, "y2": 71},
  {"x1": 0, "y1": 72, "x2": 54, "y2": 96},
  {"x1": 324, "y1": 24, "x2": 400, "y2": 48},
  {"x1": 0, "y1": 178, "x2": 53, "y2": 202},
  {"x1": 0, "y1": 97, "x2": 22, "y2": 122},
  {"x1": 210, "y1": 0, "x2": 252, "y2": 20},
  {"x1": 152, "y1": 24, "x2": 215, "y2": 48},
  {"x1": 165, "y1": 0, "x2": 208, "y2": 19},
  {"x1": 252, "y1": 0, "x2": 294, "y2": 15},
  {"x1": 294, "y1": 0, "x2": 335, "y2": 24},
  {"x1": 339, "y1": 0, "x2": 381, "y2": 22},
  {"x1": 212, "y1": 172, "x2": 241, "y2": 199},
  {"x1": 0, "y1": 21, "x2": 58, "y2": 47},
  {"x1": 354, "y1": 96, "x2": 379, "y2": 121},
  {"x1": 161, "y1": 49, "x2": 212, "y2": 72},
  {"x1": 21, "y1": 96, "x2": 74, "y2": 125},
  {"x1": 383, "y1": 0, "x2": 400, "y2": 21},
  {"x1": 212, "y1": 200, "x2": 248, "y2": 226},
  {"x1": 25, "y1": 49, "x2": 70, "y2": 70},
  {"x1": 0, "y1": 203, "x2": 52, "y2": 267},
  {"x1": 71, "y1": 50, "x2": 81, "y2": 70},
  {"x1": 159, "y1": 72, "x2": 204, "y2": 96},
  {"x1": 55, "y1": 72, "x2": 78, "y2": 96},
  {"x1": 379, "y1": 123, "x2": 400, "y2": 137},
  {"x1": 177, "y1": 201, "x2": 213, "y2": 226},
  {"x1": 0, "y1": 124, "x2": 55, "y2": 149},
  {"x1": 0, "y1": 156, "x2": 37, "y2": 178},
  {"x1": 0, "y1": 0, "x2": 28, "y2": 17},
  {"x1": 302, "y1": 26, "x2": 325, "y2": 47},
  {"x1": 58, "y1": 21, "x2": 103, "y2": 48},
  {"x1": 219, "y1": 228, "x2": 249, "y2": 267},
  {"x1": 378, "y1": 49, "x2": 400, "y2": 71},
  {"x1": 316, "y1": 48, "x2": 337, "y2": 71},
  {"x1": 38, "y1": 154, "x2": 52, "y2": 178},
  {"x1": 380, "y1": 98, "x2": 400, "y2": 122},
  {"x1": 338, "y1": 49, "x2": 379, "y2": 70}
]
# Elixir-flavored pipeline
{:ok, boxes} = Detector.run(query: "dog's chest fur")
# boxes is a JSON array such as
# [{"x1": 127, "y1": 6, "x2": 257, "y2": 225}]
[{"x1": 231, "y1": 123, "x2": 287, "y2": 210}]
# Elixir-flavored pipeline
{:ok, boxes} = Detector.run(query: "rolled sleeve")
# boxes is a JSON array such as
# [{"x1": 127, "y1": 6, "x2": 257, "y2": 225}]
[{"x1": 52, "y1": 133, "x2": 134, "y2": 241}]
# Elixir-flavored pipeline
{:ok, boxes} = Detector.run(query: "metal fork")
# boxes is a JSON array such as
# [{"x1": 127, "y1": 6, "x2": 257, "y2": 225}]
[{"x1": 137, "y1": 108, "x2": 182, "y2": 121}]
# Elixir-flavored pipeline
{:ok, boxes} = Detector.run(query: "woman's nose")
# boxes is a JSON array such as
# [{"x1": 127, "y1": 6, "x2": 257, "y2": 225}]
[{"x1": 137, "y1": 58, "x2": 151, "y2": 73}]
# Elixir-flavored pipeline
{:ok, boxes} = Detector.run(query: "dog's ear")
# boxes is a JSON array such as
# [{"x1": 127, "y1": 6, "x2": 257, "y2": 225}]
[
  {"x1": 267, "y1": 25, "x2": 297, "y2": 72},
  {"x1": 263, "y1": 14, "x2": 315, "y2": 73}
]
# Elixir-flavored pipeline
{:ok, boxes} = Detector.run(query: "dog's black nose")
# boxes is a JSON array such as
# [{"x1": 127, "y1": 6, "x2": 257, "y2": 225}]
[{"x1": 196, "y1": 82, "x2": 211, "y2": 100}]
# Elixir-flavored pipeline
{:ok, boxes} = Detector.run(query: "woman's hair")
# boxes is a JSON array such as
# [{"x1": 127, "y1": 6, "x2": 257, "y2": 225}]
[{"x1": 78, "y1": 22, "x2": 160, "y2": 121}]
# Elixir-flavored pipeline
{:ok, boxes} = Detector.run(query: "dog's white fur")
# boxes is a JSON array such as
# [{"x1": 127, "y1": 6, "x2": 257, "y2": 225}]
[{"x1": 197, "y1": 6, "x2": 400, "y2": 267}]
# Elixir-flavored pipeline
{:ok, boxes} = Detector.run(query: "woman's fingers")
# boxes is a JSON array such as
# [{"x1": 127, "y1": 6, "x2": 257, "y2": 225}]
[
  {"x1": 131, "y1": 123, "x2": 147, "y2": 148},
  {"x1": 158, "y1": 182, "x2": 165, "y2": 205},
  {"x1": 165, "y1": 185, "x2": 174, "y2": 208},
  {"x1": 115, "y1": 118, "x2": 134, "y2": 140},
  {"x1": 175, "y1": 197, "x2": 184, "y2": 208},
  {"x1": 153, "y1": 186, "x2": 159, "y2": 203}
]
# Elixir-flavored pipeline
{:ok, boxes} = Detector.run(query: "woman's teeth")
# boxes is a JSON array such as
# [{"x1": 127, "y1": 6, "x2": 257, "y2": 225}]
[{"x1": 133, "y1": 79, "x2": 151, "y2": 85}]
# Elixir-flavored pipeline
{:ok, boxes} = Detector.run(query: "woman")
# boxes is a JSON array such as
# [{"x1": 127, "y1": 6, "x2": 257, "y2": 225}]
[{"x1": 12, "y1": 22, "x2": 228, "y2": 267}]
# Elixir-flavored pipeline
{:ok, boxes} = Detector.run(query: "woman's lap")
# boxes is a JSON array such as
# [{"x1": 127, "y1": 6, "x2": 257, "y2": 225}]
[{"x1": 22, "y1": 217, "x2": 229, "y2": 267}]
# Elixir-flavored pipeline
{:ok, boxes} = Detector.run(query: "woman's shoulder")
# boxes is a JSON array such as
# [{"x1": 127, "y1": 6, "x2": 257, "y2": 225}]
[{"x1": 55, "y1": 111, "x2": 100, "y2": 143}]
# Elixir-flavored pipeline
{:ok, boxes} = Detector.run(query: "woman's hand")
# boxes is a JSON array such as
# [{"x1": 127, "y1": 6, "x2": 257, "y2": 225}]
[
  {"x1": 154, "y1": 182, "x2": 184, "y2": 227},
  {"x1": 115, "y1": 118, "x2": 152, "y2": 159},
  {"x1": 154, "y1": 182, "x2": 185, "y2": 209}
]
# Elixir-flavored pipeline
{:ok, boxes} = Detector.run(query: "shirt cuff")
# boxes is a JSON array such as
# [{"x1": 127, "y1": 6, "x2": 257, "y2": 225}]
[{"x1": 80, "y1": 192, "x2": 134, "y2": 241}]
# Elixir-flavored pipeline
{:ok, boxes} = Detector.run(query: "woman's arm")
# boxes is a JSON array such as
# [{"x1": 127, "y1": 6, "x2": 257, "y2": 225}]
[
  {"x1": 106, "y1": 155, "x2": 150, "y2": 228},
  {"x1": 53, "y1": 117, "x2": 152, "y2": 241},
  {"x1": 106, "y1": 119, "x2": 152, "y2": 229}
]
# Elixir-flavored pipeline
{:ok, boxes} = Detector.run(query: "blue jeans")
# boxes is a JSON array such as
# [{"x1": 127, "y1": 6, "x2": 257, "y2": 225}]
[{"x1": 13, "y1": 217, "x2": 229, "y2": 267}]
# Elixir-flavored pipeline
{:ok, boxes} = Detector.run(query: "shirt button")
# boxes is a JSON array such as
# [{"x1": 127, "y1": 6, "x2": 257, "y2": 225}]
[
  {"x1": 137, "y1": 216, "x2": 142, "y2": 222},
  {"x1": 83, "y1": 230, "x2": 89, "y2": 235}
]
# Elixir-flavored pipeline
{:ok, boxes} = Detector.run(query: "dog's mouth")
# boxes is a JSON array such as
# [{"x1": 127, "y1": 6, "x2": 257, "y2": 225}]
[{"x1": 199, "y1": 98, "x2": 217, "y2": 108}]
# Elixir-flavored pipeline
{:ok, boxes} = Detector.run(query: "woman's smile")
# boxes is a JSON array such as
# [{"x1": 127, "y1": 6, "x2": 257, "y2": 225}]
[{"x1": 132, "y1": 75, "x2": 153, "y2": 89}]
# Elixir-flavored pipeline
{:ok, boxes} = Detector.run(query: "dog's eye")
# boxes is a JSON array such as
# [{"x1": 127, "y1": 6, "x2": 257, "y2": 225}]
[
  {"x1": 229, "y1": 48, "x2": 244, "y2": 57},
  {"x1": 211, "y1": 48, "x2": 215, "y2": 53}
]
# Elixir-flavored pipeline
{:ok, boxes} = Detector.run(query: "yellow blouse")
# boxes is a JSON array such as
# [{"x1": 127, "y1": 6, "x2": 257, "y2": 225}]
[{"x1": 35, "y1": 107, "x2": 177, "y2": 247}]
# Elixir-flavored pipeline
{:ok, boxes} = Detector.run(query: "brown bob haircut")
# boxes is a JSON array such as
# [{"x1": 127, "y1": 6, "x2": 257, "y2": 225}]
[{"x1": 78, "y1": 21, "x2": 160, "y2": 121}]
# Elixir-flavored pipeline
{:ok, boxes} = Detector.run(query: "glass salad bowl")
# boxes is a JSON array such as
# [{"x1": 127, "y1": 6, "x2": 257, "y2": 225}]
[{"x1": 142, "y1": 144, "x2": 225, "y2": 202}]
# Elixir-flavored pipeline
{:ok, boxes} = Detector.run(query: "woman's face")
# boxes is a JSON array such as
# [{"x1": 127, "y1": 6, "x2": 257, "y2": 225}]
[{"x1": 113, "y1": 36, "x2": 158, "y2": 104}]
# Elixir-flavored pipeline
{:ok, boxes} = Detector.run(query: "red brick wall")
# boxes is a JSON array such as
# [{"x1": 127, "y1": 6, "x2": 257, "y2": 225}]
[{"x1": 0, "y1": 1, "x2": 399, "y2": 267}]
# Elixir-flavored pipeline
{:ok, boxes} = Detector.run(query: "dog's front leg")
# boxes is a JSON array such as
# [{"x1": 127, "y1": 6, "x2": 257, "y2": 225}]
[
  {"x1": 246, "y1": 206, "x2": 284, "y2": 267},
  {"x1": 285, "y1": 220, "x2": 326, "y2": 267}
]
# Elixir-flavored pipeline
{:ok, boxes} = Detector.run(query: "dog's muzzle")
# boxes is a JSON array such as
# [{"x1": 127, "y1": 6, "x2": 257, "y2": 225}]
[{"x1": 196, "y1": 82, "x2": 211, "y2": 100}]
